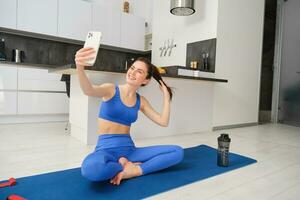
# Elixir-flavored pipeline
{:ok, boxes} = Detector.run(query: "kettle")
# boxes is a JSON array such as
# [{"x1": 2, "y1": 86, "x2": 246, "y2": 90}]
[{"x1": 12, "y1": 49, "x2": 25, "y2": 63}]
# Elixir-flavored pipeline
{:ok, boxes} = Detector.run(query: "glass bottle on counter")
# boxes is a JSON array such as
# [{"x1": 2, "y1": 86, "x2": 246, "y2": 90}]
[{"x1": 0, "y1": 38, "x2": 7, "y2": 61}]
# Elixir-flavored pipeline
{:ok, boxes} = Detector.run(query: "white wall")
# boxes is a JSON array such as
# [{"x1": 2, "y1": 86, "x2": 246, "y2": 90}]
[
  {"x1": 151, "y1": 0, "x2": 218, "y2": 67},
  {"x1": 212, "y1": 0, "x2": 265, "y2": 127}
]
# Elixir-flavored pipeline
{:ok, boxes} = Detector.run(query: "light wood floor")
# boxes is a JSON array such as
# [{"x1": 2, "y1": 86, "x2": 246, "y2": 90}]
[{"x1": 0, "y1": 122, "x2": 299, "y2": 200}]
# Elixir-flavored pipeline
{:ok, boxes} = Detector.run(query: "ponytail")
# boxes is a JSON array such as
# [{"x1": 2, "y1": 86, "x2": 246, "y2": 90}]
[
  {"x1": 151, "y1": 65, "x2": 174, "y2": 101},
  {"x1": 135, "y1": 57, "x2": 174, "y2": 101}
]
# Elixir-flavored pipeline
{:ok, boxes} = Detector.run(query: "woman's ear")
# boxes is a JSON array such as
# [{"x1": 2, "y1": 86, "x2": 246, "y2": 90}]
[{"x1": 142, "y1": 78, "x2": 150, "y2": 86}]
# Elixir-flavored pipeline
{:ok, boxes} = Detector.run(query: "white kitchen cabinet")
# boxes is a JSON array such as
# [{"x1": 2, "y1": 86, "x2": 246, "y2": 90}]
[
  {"x1": 92, "y1": 0, "x2": 122, "y2": 11},
  {"x1": 58, "y1": 0, "x2": 92, "y2": 41},
  {"x1": 121, "y1": 13, "x2": 145, "y2": 51},
  {"x1": 92, "y1": 4, "x2": 121, "y2": 47},
  {"x1": 0, "y1": 0, "x2": 17, "y2": 29},
  {"x1": 0, "y1": 65, "x2": 17, "y2": 90},
  {"x1": 0, "y1": 91, "x2": 17, "y2": 115},
  {"x1": 18, "y1": 79, "x2": 66, "y2": 92},
  {"x1": 17, "y1": 0, "x2": 58, "y2": 36},
  {"x1": 18, "y1": 67, "x2": 61, "y2": 81},
  {"x1": 0, "y1": 65, "x2": 69, "y2": 123},
  {"x1": 18, "y1": 67, "x2": 65, "y2": 91},
  {"x1": 18, "y1": 92, "x2": 69, "y2": 114}
]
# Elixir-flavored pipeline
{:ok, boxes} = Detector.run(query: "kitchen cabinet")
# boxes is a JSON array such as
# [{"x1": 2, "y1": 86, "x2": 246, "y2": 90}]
[
  {"x1": 17, "y1": 0, "x2": 58, "y2": 36},
  {"x1": 92, "y1": 4, "x2": 121, "y2": 47},
  {"x1": 0, "y1": 91, "x2": 17, "y2": 115},
  {"x1": 0, "y1": 64, "x2": 69, "y2": 119},
  {"x1": 92, "y1": 8, "x2": 145, "y2": 51},
  {"x1": 1, "y1": 0, "x2": 146, "y2": 51},
  {"x1": 0, "y1": 65, "x2": 18, "y2": 115},
  {"x1": 0, "y1": 66, "x2": 17, "y2": 90},
  {"x1": 18, "y1": 92, "x2": 69, "y2": 114},
  {"x1": 18, "y1": 67, "x2": 65, "y2": 91},
  {"x1": 58, "y1": 0, "x2": 92, "y2": 41},
  {"x1": 16, "y1": 67, "x2": 69, "y2": 115},
  {"x1": 0, "y1": 0, "x2": 17, "y2": 29},
  {"x1": 121, "y1": 13, "x2": 145, "y2": 51}
]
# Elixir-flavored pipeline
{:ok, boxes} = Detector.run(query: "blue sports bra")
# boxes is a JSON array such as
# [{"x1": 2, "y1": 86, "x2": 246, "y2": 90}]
[{"x1": 98, "y1": 85, "x2": 140, "y2": 126}]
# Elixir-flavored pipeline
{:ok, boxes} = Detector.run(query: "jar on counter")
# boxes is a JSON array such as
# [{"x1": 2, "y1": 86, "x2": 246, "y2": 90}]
[{"x1": 123, "y1": 1, "x2": 129, "y2": 13}]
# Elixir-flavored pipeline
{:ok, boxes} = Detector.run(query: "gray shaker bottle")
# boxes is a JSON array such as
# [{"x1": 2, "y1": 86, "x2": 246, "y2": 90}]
[{"x1": 217, "y1": 133, "x2": 231, "y2": 167}]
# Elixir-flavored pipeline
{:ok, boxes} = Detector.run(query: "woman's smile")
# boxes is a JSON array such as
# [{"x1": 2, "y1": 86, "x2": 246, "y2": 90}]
[{"x1": 128, "y1": 74, "x2": 136, "y2": 80}]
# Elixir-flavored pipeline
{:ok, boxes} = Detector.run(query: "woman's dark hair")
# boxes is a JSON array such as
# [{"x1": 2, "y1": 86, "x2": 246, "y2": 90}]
[{"x1": 131, "y1": 57, "x2": 174, "y2": 101}]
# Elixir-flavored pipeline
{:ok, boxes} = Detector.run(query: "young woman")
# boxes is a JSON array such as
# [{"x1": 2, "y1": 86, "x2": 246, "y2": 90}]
[{"x1": 75, "y1": 47, "x2": 184, "y2": 185}]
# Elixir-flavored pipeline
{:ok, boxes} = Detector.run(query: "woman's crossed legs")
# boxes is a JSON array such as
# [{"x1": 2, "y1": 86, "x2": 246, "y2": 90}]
[{"x1": 81, "y1": 144, "x2": 184, "y2": 185}]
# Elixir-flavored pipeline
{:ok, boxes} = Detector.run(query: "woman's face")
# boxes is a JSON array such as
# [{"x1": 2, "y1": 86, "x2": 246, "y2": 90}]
[{"x1": 126, "y1": 60, "x2": 150, "y2": 86}]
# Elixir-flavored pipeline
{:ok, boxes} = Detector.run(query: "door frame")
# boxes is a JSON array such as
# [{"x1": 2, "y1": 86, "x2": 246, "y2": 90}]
[{"x1": 271, "y1": 0, "x2": 285, "y2": 123}]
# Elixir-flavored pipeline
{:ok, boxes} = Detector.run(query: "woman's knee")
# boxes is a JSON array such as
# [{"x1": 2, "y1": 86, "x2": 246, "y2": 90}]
[
  {"x1": 170, "y1": 145, "x2": 184, "y2": 164},
  {"x1": 81, "y1": 154, "x2": 110, "y2": 181}
]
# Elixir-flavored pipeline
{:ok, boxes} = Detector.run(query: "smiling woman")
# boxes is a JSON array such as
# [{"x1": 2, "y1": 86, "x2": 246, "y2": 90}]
[{"x1": 74, "y1": 47, "x2": 183, "y2": 185}]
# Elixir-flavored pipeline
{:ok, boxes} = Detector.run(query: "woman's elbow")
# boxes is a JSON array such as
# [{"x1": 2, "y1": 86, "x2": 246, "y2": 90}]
[
  {"x1": 83, "y1": 90, "x2": 95, "y2": 97},
  {"x1": 160, "y1": 122, "x2": 169, "y2": 127},
  {"x1": 83, "y1": 90, "x2": 91, "y2": 96},
  {"x1": 79, "y1": 87, "x2": 92, "y2": 96}
]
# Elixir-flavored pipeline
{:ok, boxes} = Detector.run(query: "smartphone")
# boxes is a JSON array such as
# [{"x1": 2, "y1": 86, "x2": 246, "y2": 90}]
[{"x1": 83, "y1": 31, "x2": 102, "y2": 66}]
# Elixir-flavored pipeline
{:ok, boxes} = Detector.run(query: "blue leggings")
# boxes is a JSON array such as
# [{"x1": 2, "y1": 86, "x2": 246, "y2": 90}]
[{"x1": 81, "y1": 134, "x2": 184, "y2": 182}]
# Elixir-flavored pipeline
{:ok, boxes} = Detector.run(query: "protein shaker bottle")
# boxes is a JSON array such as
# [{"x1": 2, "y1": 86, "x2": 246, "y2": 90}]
[{"x1": 217, "y1": 133, "x2": 231, "y2": 167}]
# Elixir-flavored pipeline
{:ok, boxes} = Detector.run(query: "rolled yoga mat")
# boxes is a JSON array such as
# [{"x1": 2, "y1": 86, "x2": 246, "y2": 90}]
[{"x1": 0, "y1": 145, "x2": 257, "y2": 200}]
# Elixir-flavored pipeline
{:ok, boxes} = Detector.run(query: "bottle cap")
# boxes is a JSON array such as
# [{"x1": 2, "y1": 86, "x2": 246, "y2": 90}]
[{"x1": 218, "y1": 133, "x2": 231, "y2": 142}]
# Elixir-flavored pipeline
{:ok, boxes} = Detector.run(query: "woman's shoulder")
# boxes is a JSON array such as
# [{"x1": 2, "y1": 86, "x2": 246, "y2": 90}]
[
  {"x1": 138, "y1": 95, "x2": 149, "y2": 111},
  {"x1": 99, "y1": 82, "x2": 116, "y2": 93},
  {"x1": 100, "y1": 83, "x2": 117, "y2": 101},
  {"x1": 139, "y1": 94, "x2": 145, "y2": 100}
]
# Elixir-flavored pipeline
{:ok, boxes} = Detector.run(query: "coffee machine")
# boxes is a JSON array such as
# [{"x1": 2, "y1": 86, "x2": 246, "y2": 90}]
[{"x1": 0, "y1": 38, "x2": 7, "y2": 61}]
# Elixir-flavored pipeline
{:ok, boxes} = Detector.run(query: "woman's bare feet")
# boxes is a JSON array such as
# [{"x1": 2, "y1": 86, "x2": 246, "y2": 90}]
[
  {"x1": 110, "y1": 157, "x2": 128, "y2": 185},
  {"x1": 118, "y1": 157, "x2": 129, "y2": 166},
  {"x1": 122, "y1": 161, "x2": 143, "y2": 179},
  {"x1": 110, "y1": 157, "x2": 142, "y2": 185}
]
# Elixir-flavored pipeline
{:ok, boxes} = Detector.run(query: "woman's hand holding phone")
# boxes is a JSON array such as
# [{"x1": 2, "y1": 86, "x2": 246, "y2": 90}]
[
  {"x1": 75, "y1": 31, "x2": 102, "y2": 70},
  {"x1": 75, "y1": 47, "x2": 96, "y2": 70}
]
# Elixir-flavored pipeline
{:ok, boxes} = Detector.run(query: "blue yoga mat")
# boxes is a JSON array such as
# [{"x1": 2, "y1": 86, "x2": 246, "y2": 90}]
[{"x1": 0, "y1": 145, "x2": 257, "y2": 200}]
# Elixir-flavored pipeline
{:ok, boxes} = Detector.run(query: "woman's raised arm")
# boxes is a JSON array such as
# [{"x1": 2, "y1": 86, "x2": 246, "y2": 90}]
[{"x1": 75, "y1": 47, "x2": 112, "y2": 98}]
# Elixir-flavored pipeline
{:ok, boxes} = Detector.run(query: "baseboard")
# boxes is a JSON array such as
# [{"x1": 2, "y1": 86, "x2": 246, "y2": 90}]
[
  {"x1": 212, "y1": 122, "x2": 258, "y2": 131},
  {"x1": 0, "y1": 114, "x2": 69, "y2": 124}
]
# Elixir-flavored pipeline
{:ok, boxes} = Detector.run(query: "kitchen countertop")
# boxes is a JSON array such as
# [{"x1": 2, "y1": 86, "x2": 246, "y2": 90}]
[
  {"x1": 0, "y1": 61, "x2": 228, "y2": 82},
  {"x1": 0, "y1": 61, "x2": 228, "y2": 83},
  {"x1": 49, "y1": 64, "x2": 228, "y2": 83},
  {"x1": 0, "y1": 60, "x2": 60, "y2": 70}
]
